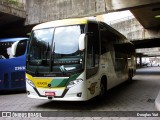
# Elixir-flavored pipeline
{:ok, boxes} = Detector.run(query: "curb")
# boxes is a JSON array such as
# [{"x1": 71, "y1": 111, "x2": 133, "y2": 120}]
[{"x1": 155, "y1": 90, "x2": 160, "y2": 111}]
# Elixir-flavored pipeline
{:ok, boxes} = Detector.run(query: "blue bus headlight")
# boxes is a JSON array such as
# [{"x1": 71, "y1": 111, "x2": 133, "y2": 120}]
[
  {"x1": 67, "y1": 78, "x2": 83, "y2": 89},
  {"x1": 26, "y1": 78, "x2": 35, "y2": 87}
]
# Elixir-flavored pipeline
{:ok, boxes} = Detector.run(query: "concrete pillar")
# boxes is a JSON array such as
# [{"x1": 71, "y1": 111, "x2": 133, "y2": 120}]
[{"x1": 139, "y1": 55, "x2": 142, "y2": 68}]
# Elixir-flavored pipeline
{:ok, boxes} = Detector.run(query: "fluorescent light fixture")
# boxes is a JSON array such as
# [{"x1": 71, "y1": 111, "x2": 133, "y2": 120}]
[{"x1": 155, "y1": 15, "x2": 160, "y2": 18}]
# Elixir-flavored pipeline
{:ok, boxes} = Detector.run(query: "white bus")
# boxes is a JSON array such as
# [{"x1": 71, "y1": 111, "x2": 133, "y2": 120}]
[{"x1": 24, "y1": 18, "x2": 136, "y2": 101}]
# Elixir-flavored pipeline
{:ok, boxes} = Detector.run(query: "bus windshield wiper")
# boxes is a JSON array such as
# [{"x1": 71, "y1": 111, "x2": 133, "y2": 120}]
[
  {"x1": 50, "y1": 42, "x2": 55, "y2": 72},
  {"x1": 45, "y1": 42, "x2": 50, "y2": 59},
  {"x1": 35, "y1": 66, "x2": 39, "y2": 75}
]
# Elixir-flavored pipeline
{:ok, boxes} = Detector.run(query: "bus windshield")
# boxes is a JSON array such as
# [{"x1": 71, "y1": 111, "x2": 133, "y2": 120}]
[{"x1": 27, "y1": 25, "x2": 85, "y2": 76}]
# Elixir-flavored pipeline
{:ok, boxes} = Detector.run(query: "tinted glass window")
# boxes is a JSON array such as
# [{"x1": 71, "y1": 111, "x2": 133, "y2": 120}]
[
  {"x1": 99, "y1": 23, "x2": 114, "y2": 54},
  {"x1": 86, "y1": 22, "x2": 100, "y2": 78},
  {"x1": 54, "y1": 26, "x2": 81, "y2": 54},
  {"x1": 0, "y1": 42, "x2": 13, "y2": 59},
  {"x1": 15, "y1": 40, "x2": 27, "y2": 57},
  {"x1": 29, "y1": 28, "x2": 54, "y2": 60}
]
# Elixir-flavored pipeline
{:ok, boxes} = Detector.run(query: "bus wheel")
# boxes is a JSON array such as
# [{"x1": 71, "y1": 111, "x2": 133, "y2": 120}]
[{"x1": 98, "y1": 78, "x2": 107, "y2": 99}]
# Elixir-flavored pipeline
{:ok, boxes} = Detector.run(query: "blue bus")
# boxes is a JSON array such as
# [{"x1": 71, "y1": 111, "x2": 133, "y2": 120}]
[{"x1": 0, "y1": 38, "x2": 28, "y2": 90}]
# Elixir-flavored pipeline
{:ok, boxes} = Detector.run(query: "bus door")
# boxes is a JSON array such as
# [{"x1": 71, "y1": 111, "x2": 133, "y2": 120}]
[{"x1": 86, "y1": 22, "x2": 100, "y2": 98}]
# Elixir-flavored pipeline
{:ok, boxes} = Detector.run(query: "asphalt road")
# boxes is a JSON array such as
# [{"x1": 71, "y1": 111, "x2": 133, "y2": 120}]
[{"x1": 0, "y1": 67, "x2": 160, "y2": 120}]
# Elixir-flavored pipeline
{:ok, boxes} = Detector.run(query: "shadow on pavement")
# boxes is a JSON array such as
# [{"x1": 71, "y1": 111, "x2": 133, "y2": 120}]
[{"x1": 0, "y1": 89, "x2": 26, "y2": 95}]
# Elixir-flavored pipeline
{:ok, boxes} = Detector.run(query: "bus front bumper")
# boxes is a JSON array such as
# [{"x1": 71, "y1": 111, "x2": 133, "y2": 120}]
[{"x1": 26, "y1": 81, "x2": 88, "y2": 101}]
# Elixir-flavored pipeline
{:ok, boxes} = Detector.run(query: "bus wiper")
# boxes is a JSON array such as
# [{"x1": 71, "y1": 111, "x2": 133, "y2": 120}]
[
  {"x1": 50, "y1": 42, "x2": 55, "y2": 72},
  {"x1": 60, "y1": 65, "x2": 67, "y2": 75},
  {"x1": 45, "y1": 42, "x2": 50, "y2": 59},
  {"x1": 35, "y1": 66, "x2": 39, "y2": 75}
]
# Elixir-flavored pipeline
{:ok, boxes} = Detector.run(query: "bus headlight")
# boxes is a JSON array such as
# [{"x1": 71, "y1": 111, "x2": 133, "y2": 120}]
[
  {"x1": 26, "y1": 78, "x2": 35, "y2": 87},
  {"x1": 67, "y1": 78, "x2": 83, "y2": 89}
]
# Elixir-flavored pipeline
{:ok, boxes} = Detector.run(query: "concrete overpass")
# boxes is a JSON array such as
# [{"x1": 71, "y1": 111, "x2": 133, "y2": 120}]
[
  {"x1": 25, "y1": 0, "x2": 160, "y2": 29},
  {"x1": 0, "y1": 0, "x2": 26, "y2": 27},
  {"x1": 107, "y1": 17, "x2": 160, "y2": 48},
  {"x1": 0, "y1": 0, "x2": 160, "y2": 38},
  {"x1": 107, "y1": 16, "x2": 160, "y2": 68},
  {"x1": 0, "y1": 0, "x2": 30, "y2": 37}
]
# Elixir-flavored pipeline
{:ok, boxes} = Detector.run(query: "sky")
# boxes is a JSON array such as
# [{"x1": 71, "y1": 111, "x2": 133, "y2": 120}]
[{"x1": 104, "y1": 10, "x2": 133, "y2": 22}]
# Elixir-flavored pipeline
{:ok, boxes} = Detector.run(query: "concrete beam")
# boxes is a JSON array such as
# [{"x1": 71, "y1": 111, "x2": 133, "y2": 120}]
[
  {"x1": 109, "y1": 18, "x2": 160, "y2": 41},
  {"x1": 107, "y1": 0, "x2": 160, "y2": 11},
  {"x1": 137, "y1": 48, "x2": 160, "y2": 54},
  {"x1": 25, "y1": 0, "x2": 107, "y2": 25},
  {"x1": 0, "y1": 0, "x2": 26, "y2": 18},
  {"x1": 25, "y1": 0, "x2": 160, "y2": 25},
  {"x1": 133, "y1": 38, "x2": 160, "y2": 49},
  {"x1": 127, "y1": 29, "x2": 160, "y2": 41}
]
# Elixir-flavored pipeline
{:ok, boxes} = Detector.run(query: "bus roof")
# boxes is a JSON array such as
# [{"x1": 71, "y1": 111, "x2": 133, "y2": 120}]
[
  {"x1": 33, "y1": 18, "x2": 88, "y2": 30},
  {"x1": 0, "y1": 38, "x2": 28, "y2": 42}
]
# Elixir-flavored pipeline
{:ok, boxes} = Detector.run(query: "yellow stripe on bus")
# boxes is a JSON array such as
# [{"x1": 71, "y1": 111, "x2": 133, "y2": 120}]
[
  {"x1": 26, "y1": 74, "x2": 66, "y2": 89},
  {"x1": 26, "y1": 73, "x2": 53, "y2": 88}
]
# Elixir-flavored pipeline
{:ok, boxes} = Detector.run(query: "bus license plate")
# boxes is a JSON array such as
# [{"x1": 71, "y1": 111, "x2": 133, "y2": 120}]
[{"x1": 45, "y1": 92, "x2": 55, "y2": 96}]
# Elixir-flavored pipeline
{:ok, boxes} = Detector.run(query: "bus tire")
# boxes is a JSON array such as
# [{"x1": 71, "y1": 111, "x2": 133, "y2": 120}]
[{"x1": 98, "y1": 77, "x2": 107, "y2": 100}]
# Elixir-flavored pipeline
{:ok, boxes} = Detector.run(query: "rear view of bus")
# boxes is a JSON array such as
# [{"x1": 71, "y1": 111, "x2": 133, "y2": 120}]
[{"x1": 0, "y1": 38, "x2": 28, "y2": 90}]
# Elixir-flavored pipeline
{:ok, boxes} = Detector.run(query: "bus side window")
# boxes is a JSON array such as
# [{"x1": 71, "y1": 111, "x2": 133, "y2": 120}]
[
  {"x1": 99, "y1": 23, "x2": 114, "y2": 54},
  {"x1": 15, "y1": 40, "x2": 27, "y2": 57},
  {"x1": 114, "y1": 43, "x2": 128, "y2": 71},
  {"x1": 86, "y1": 22, "x2": 100, "y2": 79}
]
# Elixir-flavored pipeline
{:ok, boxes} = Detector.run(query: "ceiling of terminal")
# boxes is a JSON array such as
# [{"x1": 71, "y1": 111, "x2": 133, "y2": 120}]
[{"x1": 131, "y1": 3, "x2": 160, "y2": 29}]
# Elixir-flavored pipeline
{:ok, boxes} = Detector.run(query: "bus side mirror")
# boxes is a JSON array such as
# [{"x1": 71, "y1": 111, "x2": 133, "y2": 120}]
[
  {"x1": 11, "y1": 40, "x2": 20, "y2": 56},
  {"x1": 79, "y1": 34, "x2": 86, "y2": 51}
]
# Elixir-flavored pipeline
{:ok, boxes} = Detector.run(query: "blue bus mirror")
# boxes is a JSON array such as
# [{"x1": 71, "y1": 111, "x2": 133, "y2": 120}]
[
  {"x1": 79, "y1": 34, "x2": 86, "y2": 51},
  {"x1": 11, "y1": 40, "x2": 19, "y2": 56}
]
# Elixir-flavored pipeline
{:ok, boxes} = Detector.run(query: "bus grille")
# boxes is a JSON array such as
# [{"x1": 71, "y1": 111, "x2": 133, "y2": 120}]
[
  {"x1": 4, "y1": 73, "x2": 9, "y2": 89},
  {"x1": 11, "y1": 72, "x2": 26, "y2": 88}
]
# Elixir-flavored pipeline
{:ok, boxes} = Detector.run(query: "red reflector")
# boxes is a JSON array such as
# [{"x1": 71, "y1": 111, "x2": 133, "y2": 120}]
[{"x1": 45, "y1": 92, "x2": 55, "y2": 96}]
